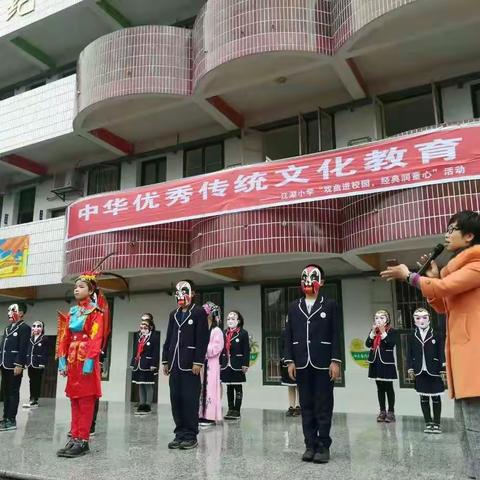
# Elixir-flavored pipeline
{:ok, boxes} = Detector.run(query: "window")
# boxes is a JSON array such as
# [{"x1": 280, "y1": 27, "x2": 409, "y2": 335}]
[
  {"x1": 17, "y1": 187, "x2": 36, "y2": 224},
  {"x1": 184, "y1": 142, "x2": 224, "y2": 178},
  {"x1": 394, "y1": 281, "x2": 446, "y2": 389},
  {"x1": 140, "y1": 157, "x2": 167, "y2": 186},
  {"x1": 25, "y1": 80, "x2": 46, "y2": 91},
  {"x1": 384, "y1": 93, "x2": 436, "y2": 136},
  {"x1": 472, "y1": 84, "x2": 480, "y2": 118},
  {"x1": 49, "y1": 207, "x2": 66, "y2": 218},
  {"x1": 194, "y1": 288, "x2": 224, "y2": 319},
  {"x1": 264, "y1": 124, "x2": 299, "y2": 161},
  {"x1": 87, "y1": 164, "x2": 121, "y2": 195},
  {"x1": 261, "y1": 281, "x2": 345, "y2": 386}
]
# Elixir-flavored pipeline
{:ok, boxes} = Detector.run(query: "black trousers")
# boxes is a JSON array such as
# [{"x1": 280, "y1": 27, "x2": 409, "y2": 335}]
[
  {"x1": 227, "y1": 384, "x2": 243, "y2": 412},
  {"x1": 92, "y1": 398, "x2": 100, "y2": 429},
  {"x1": 28, "y1": 367, "x2": 44, "y2": 401},
  {"x1": 169, "y1": 366, "x2": 201, "y2": 441},
  {"x1": 296, "y1": 366, "x2": 334, "y2": 450},
  {"x1": 1, "y1": 366, "x2": 23, "y2": 421},
  {"x1": 376, "y1": 380, "x2": 395, "y2": 412}
]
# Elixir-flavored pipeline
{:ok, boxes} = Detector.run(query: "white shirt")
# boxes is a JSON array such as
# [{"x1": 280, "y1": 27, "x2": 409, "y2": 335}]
[
  {"x1": 420, "y1": 327, "x2": 428, "y2": 372},
  {"x1": 305, "y1": 298, "x2": 315, "y2": 314}
]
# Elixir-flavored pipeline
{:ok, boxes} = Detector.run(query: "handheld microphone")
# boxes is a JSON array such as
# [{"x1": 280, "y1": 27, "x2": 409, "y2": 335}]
[{"x1": 417, "y1": 243, "x2": 445, "y2": 275}]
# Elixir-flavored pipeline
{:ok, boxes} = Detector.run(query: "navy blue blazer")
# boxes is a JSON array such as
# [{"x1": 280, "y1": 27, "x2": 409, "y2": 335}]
[
  {"x1": 162, "y1": 304, "x2": 209, "y2": 372},
  {"x1": 407, "y1": 327, "x2": 445, "y2": 376},
  {"x1": 220, "y1": 329, "x2": 250, "y2": 371},
  {"x1": 284, "y1": 296, "x2": 342, "y2": 370},
  {"x1": 130, "y1": 331, "x2": 160, "y2": 371},
  {"x1": 25, "y1": 335, "x2": 49, "y2": 369},
  {"x1": 365, "y1": 328, "x2": 397, "y2": 366},
  {"x1": 0, "y1": 321, "x2": 31, "y2": 369}
]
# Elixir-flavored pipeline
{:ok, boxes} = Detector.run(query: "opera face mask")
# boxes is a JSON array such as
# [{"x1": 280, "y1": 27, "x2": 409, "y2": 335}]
[
  {"x1": 301, "y1": 266, "x2": 322, "y2": 296},
  {"x1": 374, "y1": 310, "x2": 390, "y2": 328},
  {"x1": 7, "y1": 304, "x2": 20, "y2": 323},
  {"x1": 413, "y1": 308, "x2": 430, "y2": 330},
  {"x1": 32, "y1": 322, "x2": 43, "y2": 336},
  {"x1": 175, "y1": 281, "x2": 192, "y2": 307},
  {"x1": 226, "y1": 312, "x2": 239, "y2": 329}
]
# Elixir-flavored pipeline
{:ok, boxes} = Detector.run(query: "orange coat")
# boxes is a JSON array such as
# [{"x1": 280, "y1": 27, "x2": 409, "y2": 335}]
[{"x1": 420, "y1": 245, "x2": 480, "y2": 399}]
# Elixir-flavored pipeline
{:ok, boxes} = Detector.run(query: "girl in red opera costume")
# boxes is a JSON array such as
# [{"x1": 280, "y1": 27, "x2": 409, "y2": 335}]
[{"x1": 55, "y1": 267, "x2": 112, "y2": 458}]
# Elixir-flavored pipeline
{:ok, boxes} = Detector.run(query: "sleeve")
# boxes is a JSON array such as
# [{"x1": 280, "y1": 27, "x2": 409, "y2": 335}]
[
  {"x1": 15, "y1": 324, "x2": 31, "y2": 367},
  {"x1": 437, "y1": 333, "x2": 446, "y2": 370},
  {"x1": 407, "y1": 334, "x2": 414, "y2": 371},
  {"x1": 193, "y1": 308, "x2": 210, "y2": 366},
  {"x1": 85, "y1": 309, "x2": 104, "y2": 360},
  {"x1": 284, "y1": 309, "x2": 294, "y2": 364},
  {"x1": 279, "y1": 329, "x2": 286, "y2": 361},
  {"x1": 420, "y1": 262, "x2": 480, "y2": 301},
  {"x1": 207, "y1": 328, "x2": 224, "y2": 358},
  {"x1": 130, "y1": 333, "x2": 138, "y2": 367},
  {"x1": 57, "y1": 312, "x2": 71, "y2": 369},
  {"x1": 381, "y1": 329, "x2": 397, "y2": 349},
  {"x1": 162, "y1": 313, "x2": 174, "y2": 365},
  {"x1": 242, "y1": 330, "x2": 251, "y2": 368},
  {"x1": 365, "y1": 335, "x2": 373, "y2": 348},
  {"x1": 330, "y1": 300, "x2": 342, "y2": 363},
  {"x1": 153, "y1": 331, "x2": 160, "y2": 368}
]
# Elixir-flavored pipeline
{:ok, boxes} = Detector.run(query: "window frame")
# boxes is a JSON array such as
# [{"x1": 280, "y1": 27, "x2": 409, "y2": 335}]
[
  {"x1": 87, "y1": 163, "x2": 121, "y2": 196},
  {"x1": 183, "y1": 141, "x2": 225, "y2": 178},
  {"x1": 471, "y1": 83, "x2": 480, "y2": 119},
  {"x1": 140, "y1": 156, "x2": 167, "y2": 186},
  {"x1": 17, "y1": 187, "x2": 36, "y2": 225}
]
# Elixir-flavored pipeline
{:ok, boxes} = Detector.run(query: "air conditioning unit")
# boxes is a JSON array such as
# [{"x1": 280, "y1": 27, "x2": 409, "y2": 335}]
[{"x1": 51, "y1": 169, "x2": 84, "y2": 197}]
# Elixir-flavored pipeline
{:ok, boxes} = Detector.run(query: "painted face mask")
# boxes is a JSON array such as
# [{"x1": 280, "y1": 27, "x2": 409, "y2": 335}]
[
  {"x1": 374, "y1": 310, "x2": 390, "y2": 328},
  {"x1": 8, "y1": 304, "x2": 20, "y2": 323},
  {"x1": 301, "y1": 266, "x2": 322, "y2": 296},
  {"x1": 139, "y1": 323, "x2": 150, "y2": 336},
  {"x1": 32, "y1": 322, "x2": 43, "y2": 336},
  {"x1": 203, "y1": 301, "x2": 221, "y2": 323},
  {"x1": 175, "y1": 281, "x2": 192, "y2": 307},
  {"x1": 226, "y1": 312, "x2": 239, "y2": 329},
  {"x1": 413, "y1": 309, "x2": 430, "y2": 330}
]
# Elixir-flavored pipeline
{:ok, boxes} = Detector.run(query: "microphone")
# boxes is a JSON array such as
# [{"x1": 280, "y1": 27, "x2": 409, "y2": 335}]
[{"x1": 417, "y1": 243, "x2": 445, "y2": 275}]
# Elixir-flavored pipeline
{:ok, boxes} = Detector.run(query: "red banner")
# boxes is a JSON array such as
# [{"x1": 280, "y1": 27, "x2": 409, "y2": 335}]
[{"x1": 66, "y1": 124, "x2": 480, "y2": 240}]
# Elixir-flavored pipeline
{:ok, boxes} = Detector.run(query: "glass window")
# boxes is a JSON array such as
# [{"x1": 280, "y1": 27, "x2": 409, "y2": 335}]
[
  {"x1": 49, "y1": 207, "x2": 66, "y2": 218},
  {"x1": 184, "y1": 142, "x2": 224, "y2": 178},
  {"x1": 472, "y1": 84, "x2": 480, "y2": 118},
  {"x1": 261, "y1": 282, "x2": 345, "y2": 386},
  {"x1": 384, "y1": 93, "x2": 436, "y2": 136},
  {"x1": 17, "y1": 187, "x2": 36, "y2": 224},
  {"x1": 140, "y1": 157, "x2": 166, "y2": 186},
  {"x1": 264, "y1": 124, "x2": 299, "y2": 161},
  {"x1": 87, "y1": 164, "x2": 121, "y2": 195}
]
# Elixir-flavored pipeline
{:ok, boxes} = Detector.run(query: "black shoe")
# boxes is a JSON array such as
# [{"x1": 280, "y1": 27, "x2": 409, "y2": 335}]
[
  {"x1": 144, "y1": 404, "x2": 152, "y2": 413},
  {"x1": 135, "y1": 404, "x2": 148, "y2": 416},
  {"x1": 56, "y1": 439, "x2": 76, "y2": 457},
  {"x1": 224, "y1": 410, "x2": 235, "y2": 420},
  {"x1": 89, "y1": 426, "x2": 96, "y2": 437},
  {"x1": 62, "y1": 440, "x2": 90, "y2": 458},
  {"x1": 293, "y1": 406, "x2": 301, "y2": 417},
  {"x1": 302, "y1": 449, "x2": 315, "y2": 462},
  {"x1": 313, "y1": 445, "x2": 330, "y2": 464},
  {"x1": 179, "y1": 439, "x2": 198, "y2": 450},
  {"x1": 168, "y1": 438, "x2": 182, "y2": 449},
  {"x1": 286, "y1": 407, "x2": 295, "y2": 417},
  {"x1": 0, "y1": 419, "x2": 16, "y2": 431}
]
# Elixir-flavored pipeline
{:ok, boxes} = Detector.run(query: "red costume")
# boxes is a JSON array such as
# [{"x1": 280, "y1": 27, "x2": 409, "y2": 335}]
[{"x1": 57, "y1": 299, "x2": 104, "y2": 441}]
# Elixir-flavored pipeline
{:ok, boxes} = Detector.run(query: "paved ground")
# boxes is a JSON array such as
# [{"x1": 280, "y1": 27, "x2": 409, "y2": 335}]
[{"x1": 0, "y1": 400, "x2": 466, "y2": 480}]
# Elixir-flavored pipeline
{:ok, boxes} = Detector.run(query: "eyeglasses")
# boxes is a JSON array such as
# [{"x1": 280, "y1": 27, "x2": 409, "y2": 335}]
[{"x1": 446, "y1": 225, "x2": 461, "y2": 234}]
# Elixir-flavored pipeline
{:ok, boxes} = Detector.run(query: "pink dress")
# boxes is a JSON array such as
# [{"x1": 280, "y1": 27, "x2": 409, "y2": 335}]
[{"x1": 199, "y1": 326, "x2": 224, "y2": 421}]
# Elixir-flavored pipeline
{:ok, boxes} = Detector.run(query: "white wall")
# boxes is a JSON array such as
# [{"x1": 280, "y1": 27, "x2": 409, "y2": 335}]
[
  {"x1": 442, "y1": 81, "x2": 479, "y2": 123},
  {"x1": 334, "y1": 104, "x2": 376, "y2": 148}
]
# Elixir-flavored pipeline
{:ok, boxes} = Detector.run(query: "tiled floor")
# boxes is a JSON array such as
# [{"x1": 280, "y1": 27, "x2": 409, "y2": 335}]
[{"x1": 0, "y1": 400, "x2": 465, "y2": 480}]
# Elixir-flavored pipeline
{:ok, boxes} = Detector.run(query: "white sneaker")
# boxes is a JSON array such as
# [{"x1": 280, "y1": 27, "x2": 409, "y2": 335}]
[{"x1": 22, "y1": 403, "x2": 31, "y2": 409}]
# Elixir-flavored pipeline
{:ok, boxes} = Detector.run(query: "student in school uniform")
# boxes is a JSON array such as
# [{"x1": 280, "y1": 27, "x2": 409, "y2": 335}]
[
  {"x1": 366, "y1": 309, "x2": 398, "y2": 423},
  {"x1": 162, "y1": 280, "x2": 209, "y2": 450},
  {"x1": 23, "y1": 321, "x2": 48, "y2": 409},
  {"x1": 284, "y1": 264, "x2": 342, "y2": 464},
  {"x1": 131, "y1": 313, "x2": 160, "y2": 415},
  {"x1": 407, "y1": 307, "x2": 446, "y2": 434},
  {"x1": 220, "y1": 311, "x2": 250, "y2": 420},
  {"x1": 0, "y1": 302, "x2": 31, "y2": 432}
]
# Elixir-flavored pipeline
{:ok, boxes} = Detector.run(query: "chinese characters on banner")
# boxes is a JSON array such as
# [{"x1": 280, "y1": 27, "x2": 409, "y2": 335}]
[
  {"x1": 7, "y1": 0, "x2": 35, "y2": 21},
  {"x1": 66, "y1": 125, "x2": 480, "y2": 241}
]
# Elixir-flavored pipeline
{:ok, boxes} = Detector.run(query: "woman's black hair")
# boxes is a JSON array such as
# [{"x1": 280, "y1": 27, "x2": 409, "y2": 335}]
[
  {"x1": 448, "y1": 210, "x2": 480, "y2": 245},
  {"x1": 140, "y1": 313, "x2": 156, "y2": 331},
  {"x1": 228, "y1": 310, "x2": 244, "y2": 328}
]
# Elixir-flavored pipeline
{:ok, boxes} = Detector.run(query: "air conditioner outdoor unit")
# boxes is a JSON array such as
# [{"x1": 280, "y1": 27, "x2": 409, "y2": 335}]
[{"x1": 51, "y1": 169, "x2": 84, "y2": 196}]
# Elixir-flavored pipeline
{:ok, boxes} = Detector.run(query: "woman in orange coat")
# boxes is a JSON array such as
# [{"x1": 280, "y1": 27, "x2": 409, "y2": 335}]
[
  {"x1": 381, "y1": 210, "x2": 480, "y2": 480},
  {"x1": 55, "y1": 271, "x2": 108, "y2": 458}
]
